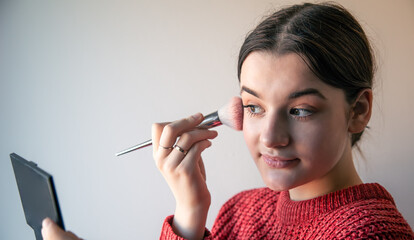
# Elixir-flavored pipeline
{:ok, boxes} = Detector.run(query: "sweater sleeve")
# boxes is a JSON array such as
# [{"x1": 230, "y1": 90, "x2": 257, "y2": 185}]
[{"x1": 159, "y1": 215, "x2": 212, "y2": 240}]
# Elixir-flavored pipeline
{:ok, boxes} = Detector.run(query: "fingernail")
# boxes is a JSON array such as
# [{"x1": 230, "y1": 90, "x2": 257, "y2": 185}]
[
  {"x1": 191, "y1": 113, "x2": 202, "y2": 120},
  {"x1": 42, "y1": 218, "x2": 52, "y2": 228}
]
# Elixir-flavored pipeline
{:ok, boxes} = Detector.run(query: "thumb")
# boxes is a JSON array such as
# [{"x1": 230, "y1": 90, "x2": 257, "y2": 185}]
[{"x1": 41, "y1": 218, "x2": 66, "y2": 240}]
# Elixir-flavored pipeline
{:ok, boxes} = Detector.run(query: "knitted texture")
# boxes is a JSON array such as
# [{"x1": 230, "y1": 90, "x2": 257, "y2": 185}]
[{"x1": 160, "y1": 183, "x2": 414, "y2": 239}]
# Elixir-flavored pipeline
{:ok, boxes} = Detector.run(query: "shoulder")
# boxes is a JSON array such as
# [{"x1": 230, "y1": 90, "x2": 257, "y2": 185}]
[
  {"x1": 328, "y1": 184, "x2": 414, "y2": 238},
  {"x1": 346, "y1": 200, "x2": 413, "y2": 238}
]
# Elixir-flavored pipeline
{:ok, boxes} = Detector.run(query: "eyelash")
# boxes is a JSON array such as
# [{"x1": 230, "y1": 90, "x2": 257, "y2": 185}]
[
  {"x1": 243, "y1": 104, "x2": 314, "y2": 120},
  {"x1": 289, "y1": 108, "x2": 313, "y2": 120},
  {"x1": 243, "y1": 105, "x2": 263, "y2": 117}
]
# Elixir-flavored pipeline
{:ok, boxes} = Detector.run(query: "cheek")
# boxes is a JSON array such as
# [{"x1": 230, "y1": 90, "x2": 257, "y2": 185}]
[
  {"x1": 242, "y1": 118, "x2": 260, "y2": 156},
  {"x1": 294, "y1": 116, "x2": 348, "y2": 164}
]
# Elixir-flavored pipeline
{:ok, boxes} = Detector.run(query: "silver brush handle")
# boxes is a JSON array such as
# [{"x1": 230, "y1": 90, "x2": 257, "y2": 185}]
[
  {"x1": 115, "y1": 139, "x2": 153, "y2": 156},
  {"x1": 115, "y1": 111, "x2": 221, "y2": 157}
]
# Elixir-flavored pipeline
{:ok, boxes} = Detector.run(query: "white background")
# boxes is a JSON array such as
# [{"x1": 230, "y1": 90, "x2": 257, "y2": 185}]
[{"x1": 1, "y1": 0, "x2": 413, "y2": 239}]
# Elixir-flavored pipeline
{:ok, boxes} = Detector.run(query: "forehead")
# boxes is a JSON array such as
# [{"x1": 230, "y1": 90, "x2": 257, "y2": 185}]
[{"x1": 240, "y1": 52, "x2": 343, "y2": 101}]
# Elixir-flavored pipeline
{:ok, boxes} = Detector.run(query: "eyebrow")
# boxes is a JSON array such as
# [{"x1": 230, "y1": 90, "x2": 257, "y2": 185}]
[
  {"x1": 288, "y1": 88, "x2": 326, "y2": 100},
  {"x1": 240, "y1": 86, "x2": 261, "y2": 98},
  {"x1": 240, "y1": 86, "x2": 326, "y2": 100}
]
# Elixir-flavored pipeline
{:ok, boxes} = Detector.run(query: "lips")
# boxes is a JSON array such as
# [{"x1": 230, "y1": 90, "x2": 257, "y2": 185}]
[{"x1": 261, "y1": 154, "x2": 299, "y2": 169}]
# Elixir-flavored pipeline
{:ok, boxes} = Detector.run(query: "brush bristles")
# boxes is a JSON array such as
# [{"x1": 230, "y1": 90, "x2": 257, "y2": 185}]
[{"x1": 218, "y1": 96, "x2": 243, "y2": 131}]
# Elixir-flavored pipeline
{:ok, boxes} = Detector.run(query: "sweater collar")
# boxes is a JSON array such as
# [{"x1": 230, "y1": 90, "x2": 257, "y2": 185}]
[{"x1": 275, "y1": 183, "x2": 394, "y2": 224}]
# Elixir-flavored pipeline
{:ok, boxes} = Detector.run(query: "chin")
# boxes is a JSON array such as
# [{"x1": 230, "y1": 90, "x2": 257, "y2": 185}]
[
  {"x1": 261, "y1": 173, "x2": 296, "y2": 192},
  {"x1": 255, "y1": 163, "x2": 295, "y2": 192}
]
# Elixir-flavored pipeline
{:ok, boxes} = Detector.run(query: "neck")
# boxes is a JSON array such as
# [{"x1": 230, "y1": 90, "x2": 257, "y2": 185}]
[{"x1": 289, "y1": 143, "x2": 362, "y2": 201}]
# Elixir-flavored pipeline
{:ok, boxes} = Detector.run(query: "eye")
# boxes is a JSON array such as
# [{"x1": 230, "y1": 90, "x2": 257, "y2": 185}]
[
  {"x1": 243, "y1": 104, "x2": 264, "y2": 116},
  {"x1": 289, "y1": 108, "x2": 313, "y2": 119}
]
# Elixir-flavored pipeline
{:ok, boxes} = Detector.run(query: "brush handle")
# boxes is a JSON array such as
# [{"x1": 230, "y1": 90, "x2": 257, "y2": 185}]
[
  {"x1": 115, "y1": 111, "x2": 221, "y2": 157},
  {"x1": 115, "y1": 139, "x2": 152, "y2": 156}
]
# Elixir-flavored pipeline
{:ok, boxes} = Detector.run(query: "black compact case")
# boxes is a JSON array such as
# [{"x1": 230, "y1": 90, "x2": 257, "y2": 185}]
[{"x1": 11, "y1": 153, "x2": 65, "y2": 240}]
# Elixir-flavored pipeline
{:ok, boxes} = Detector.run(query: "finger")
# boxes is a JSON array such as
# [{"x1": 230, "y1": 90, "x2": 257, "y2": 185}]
[
  {"x1": 42, "y1": 218, "x2": 66, "y2": 240},
  {"x1": 175, "y1": 129, "x2": 218, "y2": 152},
  {"x1": 158, "y1": 113, "x2": 204, "y2": 151},
  {"x1": 166, "y1": 129, "x2": 217, "y2": 168},
  {"x1": 181, "y1": 139, "x2": 212, "y2": 171},
  {"x1": 154, "y1": 113, "x2": 204, "y2": 162},
  {"x1": 151, "y1": 122, "x2": 171, "y2": 158},
  {"x1": 66, "y1": 231, "x2": 81, "y2": 239},
  {"x1": 199, "y1": 158, "x2": 207, "y2": 181},
  {"x1": 41, "y1": 218, "x2": 81, "y2": 240}
]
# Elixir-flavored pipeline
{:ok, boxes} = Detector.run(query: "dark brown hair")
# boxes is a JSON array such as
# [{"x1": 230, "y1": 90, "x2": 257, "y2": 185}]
[{"x1": 237, "y1": 2, "x2": 375, "y2": 146}]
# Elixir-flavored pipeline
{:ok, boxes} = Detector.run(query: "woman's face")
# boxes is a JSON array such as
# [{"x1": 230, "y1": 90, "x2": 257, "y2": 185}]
[{"x1": 240, "y1": 52, "x2": 354, "y2": 199}]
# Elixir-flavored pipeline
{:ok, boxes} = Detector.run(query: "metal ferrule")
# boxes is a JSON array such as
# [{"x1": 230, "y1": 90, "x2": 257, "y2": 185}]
[{"x1": 198, "y1": 111, "x2": 222, "y2": 129}]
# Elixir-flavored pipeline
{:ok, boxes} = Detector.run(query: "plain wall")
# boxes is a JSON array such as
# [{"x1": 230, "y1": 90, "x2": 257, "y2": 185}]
[{"x1": 1, "y1": 0, "x2": 413, "y2": 239}]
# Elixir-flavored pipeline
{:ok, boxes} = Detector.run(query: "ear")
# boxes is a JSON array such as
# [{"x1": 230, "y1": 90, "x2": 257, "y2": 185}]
[{"x1": 348, "y1": 88, "x2": 373, "y2": 134}]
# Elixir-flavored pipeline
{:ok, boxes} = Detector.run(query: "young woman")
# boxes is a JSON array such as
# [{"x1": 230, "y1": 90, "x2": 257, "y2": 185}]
[
  {"x1": 42, "y1": 2, "x2": 413, "y2": 240},
  {"x1": 153, "y1": 2, "x2": 414, "y2": 239}
]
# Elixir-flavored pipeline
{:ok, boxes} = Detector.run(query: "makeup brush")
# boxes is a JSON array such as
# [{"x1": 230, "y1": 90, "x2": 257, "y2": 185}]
[{"x1": 115, "y1": 96, "x2": 243, "y2": 156}]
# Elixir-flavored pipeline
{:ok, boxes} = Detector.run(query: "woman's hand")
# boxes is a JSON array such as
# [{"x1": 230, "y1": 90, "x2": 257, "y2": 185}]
[
  {"x1": 41, "y1": 218, "x2": 81, "y2": 240},
  {"x1": 152, "y1": 113, "x2": 218, "y2": 240}
]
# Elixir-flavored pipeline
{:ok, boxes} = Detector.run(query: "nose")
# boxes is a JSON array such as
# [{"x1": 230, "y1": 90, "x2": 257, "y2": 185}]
[{"x1": 260, "y1": 112, "x2": 290, "y2": 148}]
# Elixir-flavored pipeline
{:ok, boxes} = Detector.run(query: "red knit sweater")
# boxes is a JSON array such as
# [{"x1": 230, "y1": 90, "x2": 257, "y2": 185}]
[{"x1": 160, "y1": 183, "x2": 414, "y2": 239}]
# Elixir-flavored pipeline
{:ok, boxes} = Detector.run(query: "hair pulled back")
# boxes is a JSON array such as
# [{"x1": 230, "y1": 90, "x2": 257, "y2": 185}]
[{"x1": 238, "y1": 3, "x2": 375, "y2": 146}]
